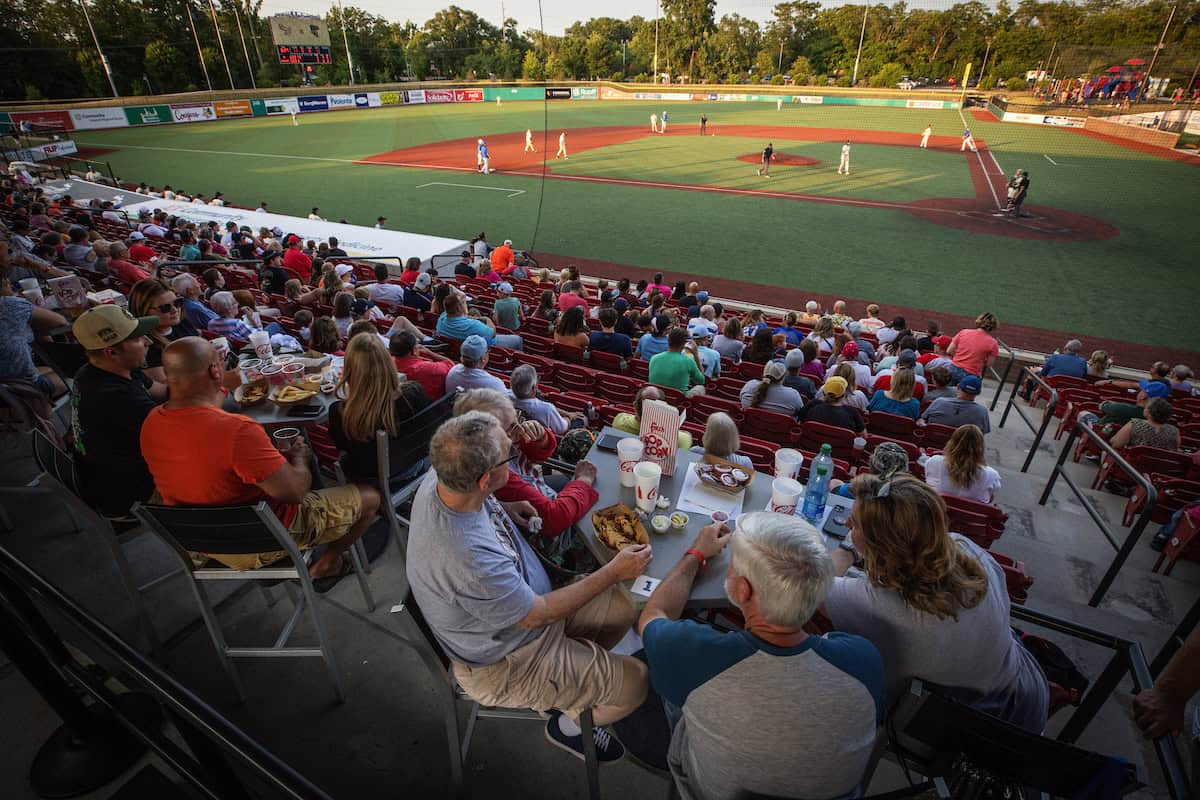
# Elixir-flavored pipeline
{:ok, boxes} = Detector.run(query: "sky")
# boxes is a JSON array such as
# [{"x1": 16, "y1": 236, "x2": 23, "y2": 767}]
[{"x1": 258, "y1": 0, "x2": 800, "y2": 36}]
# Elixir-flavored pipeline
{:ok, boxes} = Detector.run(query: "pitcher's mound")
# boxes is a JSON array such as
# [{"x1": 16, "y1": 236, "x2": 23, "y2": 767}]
[{"x1": 736, "y1": 153, "x2": 820, "y2": 167}]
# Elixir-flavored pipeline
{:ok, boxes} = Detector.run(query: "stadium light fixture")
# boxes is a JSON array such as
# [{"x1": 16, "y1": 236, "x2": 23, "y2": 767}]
[{"x1": 78, "y1": 0, "x2": 119, "y2": 97}]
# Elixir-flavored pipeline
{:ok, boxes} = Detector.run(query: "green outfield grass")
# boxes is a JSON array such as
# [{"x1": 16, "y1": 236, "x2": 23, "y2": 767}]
[{"x1": 74, "y1": 100, "x2": 1200, "y2": 353}]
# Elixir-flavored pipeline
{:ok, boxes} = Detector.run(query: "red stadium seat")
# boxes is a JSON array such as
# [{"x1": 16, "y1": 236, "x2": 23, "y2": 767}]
[
  {"x1": 741, "y1": 407, "x2": 796, "y2": 445},
  {"x1": 793, "y1": 421, "x2": 857, "y2": 463},
  {"x1": 626, "y1": 358, "x2": 649, "y2": 381},
  {"x1": 941, "y1": 494, "x2": 1008, "y2": 547},
  {"x1": 587, "y1": 349, "x2": 626, "y2": 374},
  {"x1": 1031, "y1": 374, "x2": 1089, "y2": 406},
  {"x1": 1091, "y1": 446, "x2": 1193, "y2": 494},
  {"x1": 687, "y1": 395, "x2": 745, "y2": 425},
  {"x1": 916, "y1": 423, "x2": 957, "y2": 450},
  {"x1": 598, "y1": 404, "x2": 633, "y2": 427},
  {"x1": 553, "y1": 363, "x2": 598, "y2": 394},
  {"x1": 592, "y1": 374, "x2": 642, "y2": 405},
  {"x1": 553, "y1": 342, "x2": 586, "y2": 364},
  {"x1": 522, "y1": 334, "x2": 555, "y2": 358},
  {"x1": 1152, "y1": 510, "x2": 1200, "y2": 576},
  {"x1": 712, "y1": 376, "x2": 744, "y2": 402},
  {"x1": 866, "y1": 411, "x2": 917, "y2": 443},
  {"x1": 511, "y1": 352, "x2": 557, "y2": 386},
  {"x1": 1123, "y1": 476, "x2": 1200, "y2": 527}
]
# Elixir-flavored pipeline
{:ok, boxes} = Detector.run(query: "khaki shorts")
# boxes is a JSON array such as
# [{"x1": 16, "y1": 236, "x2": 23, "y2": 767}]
[
  {"x1": 454, "y1": 585, "x2": 640, "y2": 716},
  {"x1": 208, "y1": 485, "x2": 363, "y2": 571}
]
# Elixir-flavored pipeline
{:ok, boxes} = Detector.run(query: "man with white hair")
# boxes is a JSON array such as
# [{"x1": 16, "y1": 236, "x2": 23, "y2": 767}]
[
  {"x1": 205, "y1": 291, "x2": 259, "y2": 340},
  {"x1": 172, "y1": 273, "x2": 218, "y2": 330},
  {"x1": 799, "y1": 300, "x2": 822, "y2": 326},
  {"x1": 407, "y1": 411, "x2": 649, "y2": 762},
  {"x1": 638, "y1": 512, "x2": 883, "y2": 800},
  {"x1": 509, "y1": 364, "x2": 571, "y2": 435}
]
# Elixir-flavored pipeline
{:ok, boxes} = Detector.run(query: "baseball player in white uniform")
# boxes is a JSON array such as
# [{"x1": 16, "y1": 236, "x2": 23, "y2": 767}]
[
  {"x1": 837, "y1": 140, "x2": 851, "y2": 175},
  {"x1": 290, "y1": 108, "x2": 298, "y2": 126},
  {"x1": 650, "y1": 113, "x2": 659, "y2": 133},
  {"x1": 525, "y1": 129, "x2": 535, "y2": 153},
  {"x1": 777, "y1": 97, "x2": 783, "y2": 111},
  {"x1": 556, "y1": 131, "x2": 568, "y2": 159},
  {"x1": 920, "y1": 124, "x2": 932, "y2": 148},
  {"x1": 961, "y1": 127, "x2": 977, "y2": 152},
  {"x1": 476, "y1": 138, "x2": 484, "y2": 169}
]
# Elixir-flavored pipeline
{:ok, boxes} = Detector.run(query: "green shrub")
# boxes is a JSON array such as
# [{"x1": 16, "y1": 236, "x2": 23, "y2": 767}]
[{"x1": 1006, "y1": 77, "x2": 1026, "y2": 92}]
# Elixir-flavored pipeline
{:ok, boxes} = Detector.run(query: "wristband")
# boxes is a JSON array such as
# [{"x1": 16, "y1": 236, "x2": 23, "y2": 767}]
[{"x1": 685, "y1": 548, "x2": 707, "y2": 571}]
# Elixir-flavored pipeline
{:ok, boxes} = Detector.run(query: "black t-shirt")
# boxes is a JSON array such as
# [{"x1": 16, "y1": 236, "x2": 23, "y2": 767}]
[
  {"x1": 70, "y1": 363, "x2": 158, "y2": 516},
  {"x1": 260, "y1": 265, "x2": 289, "y2": 295},
  {"x1": 799, "y1": 400, "x2": 864, "y2": 433},
  {"x1": 614, "y1": 316, "x2": 637, "y2": 337},
  {"x1": 588, "y1": 330, "x2": 633, "y2": 357},
  {"x1": 328, "y1": 385, "x2": 430, "y2": 480},
  {"x1": 783, "y1": 374, "x2": 817, "y2": 400},
  {"x1": 763, "y1": 145, "x2": 773, "y2": 162},
  {"x1": 454, "y1": 262, "x2": 476, "y2": 278},
  {"x1": 145, "y1": 320, "x2": 199, "y2": 370},
  {"x1": 679, "y1": 296, "x2": 698, "y2": 310}
]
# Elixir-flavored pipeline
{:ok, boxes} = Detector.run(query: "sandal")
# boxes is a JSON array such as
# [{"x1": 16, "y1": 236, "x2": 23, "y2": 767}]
[{"x1": 311, "y1": 554, "x2": 353, "y2": 594}]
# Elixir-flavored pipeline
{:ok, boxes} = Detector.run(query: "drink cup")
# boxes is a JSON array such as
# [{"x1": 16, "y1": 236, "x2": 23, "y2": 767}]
[
  {"x1": 19, "y1": 278, "x2": 40, "y2": 293},
  {"x1": 239, "y1": 358, "x2": 263, "y2": 383},
  {"x1": 617, "y1": 438, "x2": 644, "y2": 488},
  {"x1": 271, "y1": 427, "x2": 301, "y2": 451},
  {"x1": 261, "y1": 362, "x2": 287, "y2": 386},
  {"x1": 211, "y1": 337, "x2": 230, "y2": 361},
  {"x1": 774, "y1": 448, "x2": 803, "y2": 481},
  {"x1": 853, "y1": 436, "x2": 867, "y2": 451},
  {"x1": 633, "y1": 461, "x2": 663, "y2": 513},
  {"x1": 22, "y1": 288, "x2": 44, "y2": 306},
  {"x1": 249, "y1": 330, "x2": 271, "y2": 360},
  {"x1": 282, "y1": 362, "x2": 305, "y2": 385},
  {"x1": 770, "y1": 477, "x2": 804, "y2": 516}
]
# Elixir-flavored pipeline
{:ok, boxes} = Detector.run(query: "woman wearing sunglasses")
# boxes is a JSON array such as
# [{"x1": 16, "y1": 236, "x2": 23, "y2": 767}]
[
  {"x1": 824, "y1": 474, "x2": 1049, "y2": 733},
  {"x1": 128, "y1": 278, "x2": 198, "y2": 384}
]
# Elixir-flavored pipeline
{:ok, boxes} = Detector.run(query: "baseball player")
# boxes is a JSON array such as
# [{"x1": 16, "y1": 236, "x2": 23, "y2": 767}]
[
  {"x1": 777, "y1": 97, "x2": 783, "y2": 111},
  {"x1": 290, "y1": 108, "x2": 298, "y2": 126},
  {"x1": 556, "y1": 131, "x2": 568, "y2": 159},
  {"x1": 476, "y1": 138, "x2": 485, "y2": 170},
  {"x1": 525, "y1": 128, "x2": 535, "y2": 153},
  {"x1": 478, "y1": 139, "x2": 491, "y2": 173},
  {"x1": 756, "y1": 142, "x2": 774, "y2": 177},
  {"x1": 650, "y1": 113, "x2": 659, "y2": 133},
  {"x1": 961, "y1": 127, "x2": 977, "y2": 152},
  {"x1": 920, "y1": 124, "x2": 932, "y2": 149},
  {"x1": 699, "y1": 114, "x2": 708, "y2": 135},
  {"x1": 838, "y1": 140, "x2": 852, "y2": 175},
  {"x1": 660, "y1": 110, "x2": 668, "y2": 133}
]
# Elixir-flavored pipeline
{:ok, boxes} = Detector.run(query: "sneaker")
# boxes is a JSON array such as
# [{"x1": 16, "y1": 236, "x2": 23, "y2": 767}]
[{"x1": 544, "y1": 712, "x2": 625, "y2": 763}]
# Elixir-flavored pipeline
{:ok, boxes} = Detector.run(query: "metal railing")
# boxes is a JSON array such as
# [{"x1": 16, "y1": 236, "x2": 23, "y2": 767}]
[
  {"x1": 1038, "y1": 421, "x2": 1158, "y2": 606},
  {"x1": 1010, "y1": 604, "x2": 1189, "y2": 799},
  {"x1": 987, "y1": 337, "x2": 1018, "y2": 411},
  {"x1": 1151, "y1": 591, "x2": 1200, "y2": 677},
  {"x1": 998, "y1": 366, "x2": 1059, "y2": 472},
  {"x1": 0, "y1": 545, "x2": 333, "y2": 800}
]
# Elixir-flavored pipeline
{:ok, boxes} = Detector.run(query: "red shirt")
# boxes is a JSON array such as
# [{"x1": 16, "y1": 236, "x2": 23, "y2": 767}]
[
  {"x1": 399, "y1": 269, "x2": 421, "y2": 284},
  {"x1": 557, "y1": 292, "x2": 588, "y2": 313},
  {"x1": 916, "y1": 352, "x2": 938, "y2": 366},
  {"x1": 490, "y1": 244, "x2": 514, "y2": 273},
  {"x1": 392, "y1": 354, "x2": 452, "y2": 399},
  {"x1": 128, "y1": 243, "x2": 157, "y2": 264},
  {"x1": 140, "y1": 405, "x2": 297, "y2": 527},
  {"x1": 949, "y1": 328, "x2": 999, "y2": 377},
  {"x1": 283, "y1": 248, "x2": 313, "y2": 283},
  {"x1": 108, "y1": 258, "x2": 150, "y2": 285}
]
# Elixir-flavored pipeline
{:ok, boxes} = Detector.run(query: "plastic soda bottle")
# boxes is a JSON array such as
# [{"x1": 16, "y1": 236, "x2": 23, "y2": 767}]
[{"x1": 801, "y1": 444, "x2": 834, "y2": 523}]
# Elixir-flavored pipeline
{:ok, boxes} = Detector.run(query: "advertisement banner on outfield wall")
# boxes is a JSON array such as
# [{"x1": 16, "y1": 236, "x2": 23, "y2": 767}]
[
  {"x1": 264, "y1": 98, "x2": 299, "y2": 115},
  {"x1": 571, "y1": 87, "x2": 598, "y2": 100},
  {"x1": 298, "y1": 95, "x2": 329, "y2": 112},
  {"x1": 354, "y1": 93, "x2": 370, "y2": 108},
  {"x1": 405, "y1": 89, "x2": 426, "y2": 104},
  {"x1": 11, "y1": 110, "x2": 75, "y2": 131},
  {"x1": 425, "y1": 89, "x2": 455, "y2": 103},
  {"x1": 716, "y1": 93, "x2": 748, "y2": 101},
  {"x1": 68, "y1": 107, "x2": 128, "y2": 130},
  {"x1": 213, "y1": 100, "x2": 253, "y2": 118},
  {"x1": 545, "y1": 88, "x2": 572, "y2": 100},
  {"x1": 250, "y1": 99, "x2": 267, "y2": 116},
  {"x1": 1042, "y1": 115, "x2": 1084, "y2": 128},
  {"x1": 905, "y1": 99, "x2": 945, "y2": 110},
  {"x1": 454, "y1": 89, "x2": 484, "y2": 102},
  {"x1": 631, "y1": 92, "x2": 691, "y2": 101},
  {"x1": 171, "y1": 102, "x2": 216, "y2": 123},
  {"x1": 600, "y1": 86, "x2": 625, "y2": 99},
  {"x1": 794, "y1": 95, "x2": 824, "y2": 104},
  {"x1": 122, "y1": 105, "x2": 171, "y2": 126},
  {"x1": 327, "y1": 94, "x2": 355, "y2": 109},
  {"x1": 379, "y1": 92, "x2": 401, "y2": 105}
]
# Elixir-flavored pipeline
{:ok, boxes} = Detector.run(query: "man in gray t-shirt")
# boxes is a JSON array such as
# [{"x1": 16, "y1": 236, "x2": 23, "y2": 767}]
[
  {"x1": 406, "y1": 411, "x2": 653, "y2": 762},
  {"x1": 920, "y1": 375, "x2": 990, "y2": 433}
]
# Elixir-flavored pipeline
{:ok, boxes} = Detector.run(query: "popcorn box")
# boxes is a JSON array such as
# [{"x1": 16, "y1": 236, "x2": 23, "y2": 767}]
[{"x1": 639, "y1": 399, "x2": 685, "y2": 476}]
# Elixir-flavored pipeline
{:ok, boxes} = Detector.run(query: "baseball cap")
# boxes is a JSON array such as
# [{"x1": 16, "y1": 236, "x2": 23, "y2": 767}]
[
  {"x1": 846, "y1": 321, "x2": 862, "y2": 335},
  {"x1": 334, "y1": 264, "x2": 355, "y2": 276},
  {"x1": 262, "y1": 252, "x2": 282, "y2": 265},
  {"x1": 959, "y1": 375, "x2": 983, "y2": 395},
  {"x1": 933, "y1": 335, "x2": 952, "y2": 349},
  {"x1": 497, "y1": 282, "x2": 513, "y2": 294},
  {"x1": 285, "y1": 234, "x2": 301, "y2": 246},
  {"x1": 897, "y1": 349, "x2": 917, "y2": 367},
  {"x1": 461, "y1": 335, "x2": 488, "y2": 362},
  {"x1": 377, "y1": 216, "x2": 387, "y2": 222},
  {"x1": 763, "y1": 361, "x2": 787, "y2": 381},
  {"x1": 784, "y1": 349, "x2": 805, "y2": 368},
  {"x1": 614, "y1": 298, "x2": 629, "y2": 312},
  {"x1": 691, "y1": 327, "x2": 713, "y2": 341},
  {"x1": 841, "y1": 341, "x2": 859, "y2": 360},
  {"x1": 696, "y1": 290, "x2": 709, "y2": 302},
  {"x1": 271, "y1": 226, "x2": 283, "y2": 236},
  {"x1": 351, "y1": 298, "x2": 370, "y2": 316},
  {"x1": 414, "y1": 273, "x2": 432, "y2": 290},
  {"x1": 128, "y1": 231, "x2": 145, "y2": 240},
  {"x1": 1139, "y1": 380, "x2": 1170, "y2": 399},
  {"x1": 504, "y1": 239, "x2": 513, "y2": 246},
  {"x1": 72, "y1": 305, "x2": 159, "y2": 351},
  {"x1": 822, "y1": 375, "x2": 849, "y2": 399}
]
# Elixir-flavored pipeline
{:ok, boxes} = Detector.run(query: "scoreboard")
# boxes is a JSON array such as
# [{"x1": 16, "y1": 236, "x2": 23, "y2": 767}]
[{"x1": 276, "y1": 44, "x2": 332, "y2": 65}]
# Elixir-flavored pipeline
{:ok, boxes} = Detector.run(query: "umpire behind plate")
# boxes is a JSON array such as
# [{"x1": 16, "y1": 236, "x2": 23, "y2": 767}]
[{"x1": 1004, "y1": 169, "x2": 1030, "y2": 217}]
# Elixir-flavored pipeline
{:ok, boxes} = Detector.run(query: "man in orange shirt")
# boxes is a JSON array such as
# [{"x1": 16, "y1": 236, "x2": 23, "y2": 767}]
[
  {"x1": 490, "y1": 239, "x2": 515, "y2": 274},
  {"x1": 139, "y1": 337, "x2": 380, "y2": 586}
]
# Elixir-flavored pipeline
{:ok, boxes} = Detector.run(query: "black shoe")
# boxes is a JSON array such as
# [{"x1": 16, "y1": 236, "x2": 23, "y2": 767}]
[
  {"x1": 1150, "y1": 530, "x2": 1171, "y2": 552},
  {"x1": 544, "y1": 712, "x2": 625, "y2": 763}
]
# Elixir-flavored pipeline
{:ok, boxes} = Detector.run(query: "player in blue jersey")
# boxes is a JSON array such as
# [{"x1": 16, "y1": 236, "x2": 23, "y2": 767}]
[{"x1": 478, "y1": 139, "x2": 491, "y2": 173}]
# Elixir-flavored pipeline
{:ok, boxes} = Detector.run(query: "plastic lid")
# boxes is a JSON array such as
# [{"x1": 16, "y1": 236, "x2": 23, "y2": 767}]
[{"x1": 819, "y1": 443, "x2": 832, "y2": 454}]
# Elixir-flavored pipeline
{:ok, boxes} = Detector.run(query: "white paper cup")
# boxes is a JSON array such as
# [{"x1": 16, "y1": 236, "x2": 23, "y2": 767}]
[
  {"x1": 22, "y1": 288, "x2": 44, "y2": 306},
  {"x1": 211, "y1": 336, "x2": 230, "y2": 360},
  {"x1": 617, "y1": 438, "x2": 644, "y2": 488},
  {"x1": 774, "y1": 448, "x2": 804, "y2": 481},
  {"x1": 281, "y1": 362, "x2": 305, "y2": 385},
  {"x1": 19, "y1": 278, "x2": 40, "y2": 293},
  {"x1": 249, "y1": 330, "x2": 271, "y2": 360},
  {"x1": 633, "y1": 461, "x2": 663, "y2": 513},
  {"x1": 239, "y1": 358, "x2": 263, "y2": 383},
  {"x1": 853, "y1": 436, "x2": 867, "y2": 451},
  {"x1": 770, "y1": 477, "x2": 804, "y2": 516}
]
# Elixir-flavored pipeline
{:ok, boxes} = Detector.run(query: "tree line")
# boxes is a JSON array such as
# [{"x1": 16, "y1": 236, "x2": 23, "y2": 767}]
[{"x1": 2, "y1": 0, "x2": 1198, "y2": 100}]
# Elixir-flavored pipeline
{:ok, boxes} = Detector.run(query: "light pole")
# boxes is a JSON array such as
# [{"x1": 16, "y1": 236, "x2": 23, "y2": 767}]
[
  {"x1": 851, "y1": 3, "x2": 869, "y2": 86},
  {"x1": 232, "y1": 0, "x2": 256, "y2": 88},
  {"x1": 979, "y1": 37, "x2": 992, "y2": 85},
  {"x1": 206, "y1": 0, "x2": 236, "y2": 89},
  {"x1": 1140, "y1": 3, "x2": 1177, "y2": 101},
  {"x1": 336, "y1": 0, "x2": 356, "y2": 86},
  {"x1": 185, "y1": 4, "x2": 212, "y2": 92},
  {"x1": 653, "y1": 0, "x2": 660, "y2": 84},
  {"x1": 78, "y1": 0, "x2": 119, "y2": 97}
]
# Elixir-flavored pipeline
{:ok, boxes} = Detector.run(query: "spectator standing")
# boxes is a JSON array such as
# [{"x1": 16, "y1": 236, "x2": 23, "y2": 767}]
[
  {"x1": 445, "y1": 335, "x2": 505, "y2": 394},
  {"x1": 922, "y1": 425, "x2": 1001, "y2": 503},
  {"x1": 640, "y1": 512, "x2": 883, "y2": 800},
  {"x1": 947, "y1": 312, "x2": 1000, "y2": 382},
  {"x1": 920, "y1": 374, "x2": 991, "y2": 433}
]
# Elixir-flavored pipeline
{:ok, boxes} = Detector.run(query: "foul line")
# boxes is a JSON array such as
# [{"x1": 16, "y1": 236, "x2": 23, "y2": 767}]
[
  {"x1": 988, "y1": 149, "x2": 1005, "y2": 176},
  {"x1": 417, "y1": 181, "x2": 525, "y2": 198},
  {"x1": 957, "y1": 106, "x2": 1002, "y2": 210},
  {"x1": 1043, "y1": 154, "x2": 1059, "y2": 166}
]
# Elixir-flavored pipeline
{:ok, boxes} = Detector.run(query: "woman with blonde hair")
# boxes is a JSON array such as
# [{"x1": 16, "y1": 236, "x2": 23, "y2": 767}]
[
  {"x1": 826, "y1": 474, "x2": 1048, "y2": 732},
  {"x1": 807, "y1": 316, "x2": 836, "y2": 357},
  {"x1": 1087, "y1": 349, "x2": 1111, "y2": 378},
  {"x1": 328, "y1": 334, "x2": 430, "y2": 481},
  {"x1": 867, "y1": 365, "x2": 920, "y2": 418},
  {"x1": 128, "y1": 277, "x2": 198, "y2": 383},
  {"x1": 923, "y1": 424, "x2": 1001, "y2": 503},
  {"x1": 828, "y1": 362, "x2": 868, "y2": 411},
  {"x1": 689, "y1": 412, "x2": 753, "y2": 468},
  {"x1": 857, "y1": 303, "x2": 884, "y2": 333},
  {"x1": 284, "y1": 278, "x2": 321, "y2": 307}
]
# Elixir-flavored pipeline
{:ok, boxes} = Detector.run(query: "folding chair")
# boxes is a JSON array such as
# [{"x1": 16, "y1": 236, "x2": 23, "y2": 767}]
[
  {"x1": 132, "y1": 501, "x2": 361, "y2": 703},
  {"x1": 373, "y1": 392, "x2": 457, "y2": 553},
  {"x1": 389, "y1": 586, "x2": 602, "y2": 799}
]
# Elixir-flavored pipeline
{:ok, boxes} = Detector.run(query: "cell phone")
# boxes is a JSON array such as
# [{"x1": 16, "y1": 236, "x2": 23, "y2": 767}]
[
  {"x1": 286, "y1": 404, "x2": 323, "y2": 418},
  {"x1": 595, "y1": 433, "x2": 624, "y2": 453},
  {"x1": 823, "y1": 503, "x2": 852, "y2": 540}
]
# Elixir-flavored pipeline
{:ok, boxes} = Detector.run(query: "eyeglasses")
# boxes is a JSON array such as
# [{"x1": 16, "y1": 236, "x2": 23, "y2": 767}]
[
  {"x1": 153, "y1": 298, "x2": 184, "y2": 313},
  {"x1": 479, "y1": 452, "x2": 520, "y2": 482}
]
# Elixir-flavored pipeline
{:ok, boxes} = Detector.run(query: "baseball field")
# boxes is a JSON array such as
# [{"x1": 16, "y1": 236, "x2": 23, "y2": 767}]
[{"x1": 71, "y1": 98, "x2": 1200, "y2": 362}]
